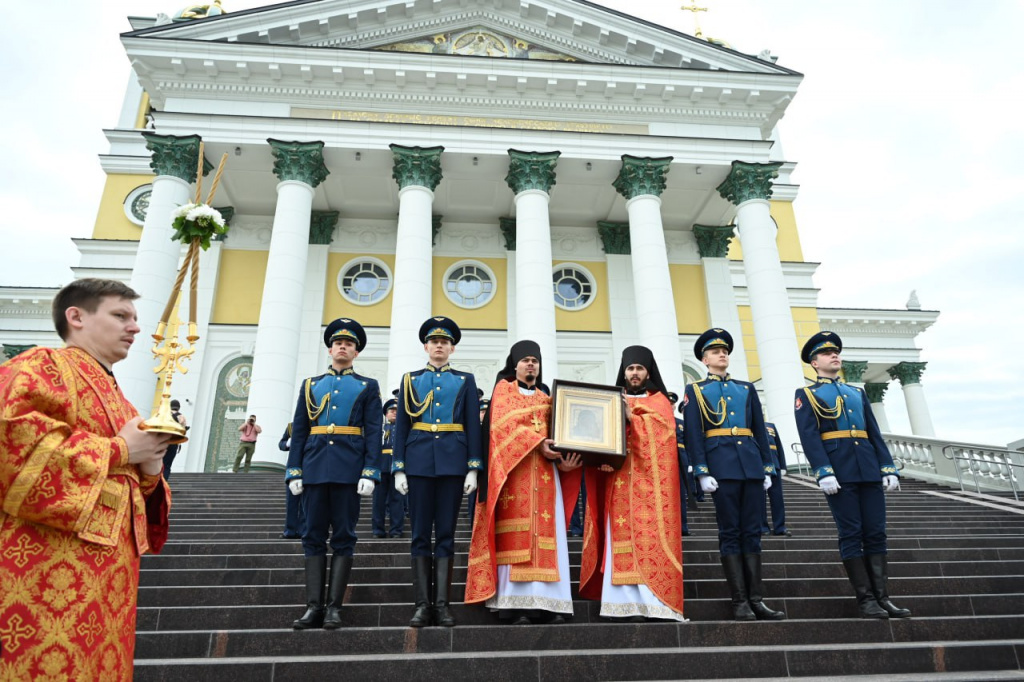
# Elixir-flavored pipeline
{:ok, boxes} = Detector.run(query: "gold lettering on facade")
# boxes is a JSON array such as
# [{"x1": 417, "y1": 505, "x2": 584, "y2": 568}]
[{"x1": 299, "y1": 108, "x2": 648, "y2": 135}]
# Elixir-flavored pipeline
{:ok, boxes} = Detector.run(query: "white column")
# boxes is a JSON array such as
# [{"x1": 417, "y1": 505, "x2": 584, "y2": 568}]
[
  {"x1": 513, "y1": 189, "x2": 559, "y2": 373},
  {"x1": 500, "y1": 218, "x2": 518, "y2": 347},
  {"x1": 386, "y1": 184, "x2": 434, "y2": 392},
  {"x1": 700, "y1": 257, "x2": 749, "y2": 381},
  {"x1": 605, "y1": 254, "x2": 640, "y2": 383},
  {"x1": 121, "y1": 173, "x2": 192, "y2": 414},
  {"x1": 247, "y1": 180, "x2": 316, "y2": 468},
  {"x1": 871, "y1": 402, "x2": 892, "y2": 433},
  {"x1": 863, "y1": 382, "x2": 892, "y2": 433},
  {"x1": 900, "y1": 382, "x2": 935, "y2": 436},
  {"x1": 625, "y1": 195, "x2": 685, "y2": 394},
  {"x1": 294, "y1": 243, "x2": 331, "y2": 390}
]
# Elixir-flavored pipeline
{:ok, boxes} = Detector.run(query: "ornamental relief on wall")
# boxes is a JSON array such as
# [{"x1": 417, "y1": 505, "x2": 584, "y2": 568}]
[{"x1": 373, "y1": 26, "x2": 578, "y2": 63}]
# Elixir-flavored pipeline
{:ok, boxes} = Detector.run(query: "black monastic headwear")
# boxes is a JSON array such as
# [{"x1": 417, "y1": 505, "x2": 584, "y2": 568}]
[{"x1": 615, "y1": 345, "x2": 668, "y2": 395}]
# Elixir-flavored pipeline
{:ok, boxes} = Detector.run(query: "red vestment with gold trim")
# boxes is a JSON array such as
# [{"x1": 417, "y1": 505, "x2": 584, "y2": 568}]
[
  {"x1": 0, "y1": 347, "x2": 171, "y2": 682},
  {"x1": 465, "y1": 380, "x2": 579, "y2": 604},
  {"x1": 578, "y1": 391, "x2": 683, "y2": 615}
]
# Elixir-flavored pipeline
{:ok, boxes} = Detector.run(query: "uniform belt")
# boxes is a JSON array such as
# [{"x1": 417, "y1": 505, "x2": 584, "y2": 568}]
[
  {"x1": 310, "y1": 425, "x2": 363, "y2": 436},
  {"x1": 821, "y1": 429, "x2": 868, "y2": 441},
  {"x1": 412, "y1": 423, "x2": 464, "y2": 433},
  {"x1": 769, "y1": 445, "x2": 778, "y2": 450},
  {"x1": 382, "y1": 448, "x2": 393, "y2": 454},
  {"x1": 705, "y1": 427, "x2": 753, "y2": 438}
]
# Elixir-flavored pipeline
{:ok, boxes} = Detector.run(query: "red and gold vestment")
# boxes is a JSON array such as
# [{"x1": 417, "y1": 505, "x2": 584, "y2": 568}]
[{"x1": 0, "y1": 347, "x2": 171, "y2": 682}]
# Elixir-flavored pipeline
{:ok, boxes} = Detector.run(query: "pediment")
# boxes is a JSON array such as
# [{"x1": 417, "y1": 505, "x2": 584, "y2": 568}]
[{"x1": 126, "y1": 0, "x2": 796, "y2": 74}]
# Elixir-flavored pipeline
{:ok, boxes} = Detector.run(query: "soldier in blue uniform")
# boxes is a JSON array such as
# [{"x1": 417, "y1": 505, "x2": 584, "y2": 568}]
[
  {"x1": 667, "y1": 392, "x2": 692, "y2": 536},
  {"x1": 761, "y1": 420, "x2": 792, "y2": 537},
  {"x1": 683, "y1": 328, "x2": 785, "y2": 621},
  {"x1": 278, "y1": 423, "x2": 304, "y2": 539},
  {"x1": 286, "y1": 318, "x2": 382, "y2": 630},
  {"x1": 372, "y1": 396, "x2": 405, "y2": 538},
  {"x1": 393, "y1": 316, "x2": 482, "y2": 628},
  {"x1": 795, "y1": 331, "x2": 910, "y2": 619}
]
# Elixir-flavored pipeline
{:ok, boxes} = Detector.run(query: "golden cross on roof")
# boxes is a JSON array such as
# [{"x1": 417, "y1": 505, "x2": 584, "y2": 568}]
[{"x1": 681, "y1": 2, "x2": 708, "y2": 39}]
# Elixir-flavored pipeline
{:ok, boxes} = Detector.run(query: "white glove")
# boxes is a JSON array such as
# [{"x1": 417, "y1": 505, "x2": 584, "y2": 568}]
[
  {"x1": 883, "y1": 475, "x2": 901, "y2": 492},
  {"x1": 687, "y1": 466, "x2": 693, "y2": 473},
  {"x1": 394, "y1": 471, "x2": 409, "y2": 495},
  {"x1": 780, "y1": 469, "x2": 787, "y2": 477},
  {"x1": 357, "y1": 478, "x2": 375, "y2": 497},
  {"x1": 288, "y1": 479, "x2": 304, "y2": 496},
  {"x1": 818, "y1": 476, "x2": 840, "y2": 495},
  {"x1": 763, "y1": 475, "x2": 772, "y2": 491},
  {"x1": 463, "y1": 469, "x2": 478, "y2": 495},
  {"x1": 699, "y1": 476, "x2": 719, "y2": 494}
]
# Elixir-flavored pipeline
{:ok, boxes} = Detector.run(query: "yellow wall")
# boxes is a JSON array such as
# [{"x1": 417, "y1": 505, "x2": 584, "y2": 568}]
[
  {"x1": 430, "y1": 256, "x2": 508, "y2": 330},
  {"x1": 737, "y1": 305, "x2": 821, "y2": 382},
  {"x1": 669, "y1": 264, "x2": 710, "y2": 333},
  {"x1": 212, "y1": 250, "x2": 268, "y2": 324},
  {"x1": 554, "y1": 260, "x2": 610, "y2": 332},
  {"x1": 726, "y1": 200, "x2": 805, "y2": 263},
  {"x1": 93, "y1": 174, "x2": 154, "y2": 240},
  {"x1": 323, "y1": 253, "x2": 396, "y2": 327}
]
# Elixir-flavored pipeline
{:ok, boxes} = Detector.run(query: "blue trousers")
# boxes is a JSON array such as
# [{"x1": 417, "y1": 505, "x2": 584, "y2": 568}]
[
  {"x1": 825, "y1": 482, "x2": 888, "y2": 559},
  {"x1": 569, "y1": 477, "x2": 587, "y2": 536},
  {"x1": 711, "y1": 479, "x2": 763, "y2": 556},
  {"x1": 372, "y1": 471, "x2": 405, "y2": 536},
  {"x1": 408, "y1": 475, "x2": 464, "y2": 558},
  {"x1": 678, "y1": 467, "x2": 690, "y2": 533},
  {"x1": 284, "y1": 484, "x2": 305, "y2": 538},
  {"x1": 761, "y1": 475, "x2": 787, "y2": 534},
  {"x1": 301, "y1": 483, "x2": 360, "y2": 558}
]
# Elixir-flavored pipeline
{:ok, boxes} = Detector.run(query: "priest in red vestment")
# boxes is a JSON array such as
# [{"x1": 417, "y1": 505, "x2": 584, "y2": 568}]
[
  {"x1": 0, "y1": 279, "x2": 172, "y2": 682},
  {"x1": 465, "y1": 340, "x2": 582, "y2": 625},
  {"x1": 578, "y1": 345, "x2": 685, "y2": 621}
]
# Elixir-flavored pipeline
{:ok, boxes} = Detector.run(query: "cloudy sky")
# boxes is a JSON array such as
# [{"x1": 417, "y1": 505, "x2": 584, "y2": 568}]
[{"x1": 2, "y1": 0, "x2": 1021, "y2": 446}]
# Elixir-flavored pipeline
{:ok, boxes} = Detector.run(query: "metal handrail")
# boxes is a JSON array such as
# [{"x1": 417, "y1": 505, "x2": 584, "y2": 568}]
[{"x1": 941, "y1": 444, "x2": 1021, "y2": 502}]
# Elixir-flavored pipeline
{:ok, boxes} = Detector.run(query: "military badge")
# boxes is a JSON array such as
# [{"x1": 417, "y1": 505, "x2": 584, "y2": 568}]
[{"x1": 795, "y1": 397, "x2": 803, "y2": 410}]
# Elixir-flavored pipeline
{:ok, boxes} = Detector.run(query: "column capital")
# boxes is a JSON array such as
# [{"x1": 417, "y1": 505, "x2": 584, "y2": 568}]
[
  {"x1": 3, "y1": 344, "x2": 36, "y2": 359},
  {"x1": 309, "y1": 210, "x2": 338, "y2": 245},
  {"x1": 887, "y1": 361, "x2": 928, "y2": 386},
  {"x1": 613, "y1": 155, "x2": 672, "y2": 200},
  {"x1": 499, "y1": 217, "x2": 516, "y2": 250},
  {"x1": 506, "y1": 149, "x2": 560, "y2": 194},
  {"x1": 142, "y1": 133, "x2": 206, "y2": 183},
  {"x1": 692, "y1": 224, "x2": 735, "y2": 258},
  {"x1": 211, "y1": 206, "x2": 235, "y2": 242},
  {"x1": 716, "y1": 160, "x2": 783, "y2": 205},
  {"x1": 390, "y1": 144, "x2": 444, "y2": 191},
  {"x1": 864, "y1": 381, "x2": 889, "y2": 404},
  {"x1": 841, "y1": 360, "x2": 868, "y2": 384},
  {"x1": 268, "y1": 139, "x2": 329, "y2": 188},
  {"x1": 597, "y1": 221, "x2": 631, "y2": 255},
  {"x1": 432, "y1": 215, "x2": 443, "y2": 246}
]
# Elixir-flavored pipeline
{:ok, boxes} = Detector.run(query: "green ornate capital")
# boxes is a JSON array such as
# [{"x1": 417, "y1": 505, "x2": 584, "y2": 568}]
[
  {"x1": 390, "y1": 144, "x2": 444, "y2": 191},
  {"x1": 142, "y1": 133, "x2": 205, "y2": 183},
  {"x1": 309, "y1": 210, "x2": 338, "y2": 245},
  {"x1": 864, "y1": 382, "x2": 889, "y2": 404},
  {"x1": 211, "y1": 206, "x2": 235, "y2": 242},
  {"x1": 716, "y1": 160, "x2": 782, "y2": 205},
  {"x1": 268, "y1": 139, "x2": 329, "y2": 188},
  {"x1": 887, "y1": 361, "x2": 927, "y2": 386},
  {"x1": 432, "y1": 215, "x2": 443, "y2": 246},
  {"x1": 597, "y1": 221, "x2": 630, "y2": 255},
  {"x1": 841, "y1": 360, "x2": 868, "y2": 384},
  {"x1": 499, "y1": 217, "x2": 516, "y2": 251},
  {"x1": 506, "y1": 149, "x2": 560, "y2": 195},
  {"x1": 613, "y1": 155, "x2": 672, "y2": 200},
  {"x1": 693, "y1": 224, "x2": 735, "y2": 258},
  {"x1": 3, "y1": 344, "x2": 36, "y2": 360}
]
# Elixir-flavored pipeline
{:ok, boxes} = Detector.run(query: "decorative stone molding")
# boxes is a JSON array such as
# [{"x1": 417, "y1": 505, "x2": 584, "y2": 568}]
[
  {"x1": 267, "y1": 139, "x2": 329, "y2": 188},
  {"x1": 613, "y1": 155, "x2": 672, "y2": 200},
  {"x1": 309, "y1": 210, "x2": 339, "y2": 245},
  {"x1": 499, "y1": 217, "x2": 516, "y2": 251},
  {"x1": 692, "y1": 224, "x2": 734, "y2": 258},
  {"x1": 142, "y1": 133, "x2": 204, "y2": 183},
  {"x1": 432, "y1": 215, "x2": 443, "y2": 246},
  {"x1": 864, "y1": 382, "x2": 889, "y2": 404},
  {"x1": 888, "y1": 361, "x2": 928, "y2": 386},
  {"x1": 389, "y1": 144, "x2": 444, "y2": 191},
  {"x1": 597, "y1": 221, "x2": 630, "y2": 255},
  {"x1": 841, "y1": 360, "x2": 868, "y2": 384},
  {"x1": 716, "y1": 160, "x2": 782, "y2": 205},
  {"x1": 506, "y1": 149, "x2": 560, "y2": 194}
]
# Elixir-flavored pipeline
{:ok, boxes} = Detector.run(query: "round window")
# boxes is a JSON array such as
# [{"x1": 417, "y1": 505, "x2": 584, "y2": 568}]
[
  {"x1": 443, "y1": 260, "x2": 496, "y2": 309},
  {"x1": 337, "y1": 257, "x2": 392, "y2": 305},
  {"x1": 123, "y1": 185, "x2": 153, "y2": 226},
  {"x1": 552, "y1": 264, "x2": 596, "y2": 311}
]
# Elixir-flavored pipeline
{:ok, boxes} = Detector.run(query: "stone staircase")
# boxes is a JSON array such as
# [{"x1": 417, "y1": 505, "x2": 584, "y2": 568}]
[{"x1": 134, "y1": 473, "x2": 1024, "y2": 680}]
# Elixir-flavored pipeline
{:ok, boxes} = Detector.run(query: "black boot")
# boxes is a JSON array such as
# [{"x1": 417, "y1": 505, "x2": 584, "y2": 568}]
[
  {"x1": 323, "y1": 555, "x2": 353, "y2": 629},
  {"x1": 865, "y1": 554, "x2": 911, "y2": 618},
  {"x1": 409, "y1": 556, "x2": 432, "y2": 627},
  {"x1": 842, "y1": 557, "x2": 889, "y2": 619},
  {"x1": 742, "y1": 554, "x2": 786, "y2": 621},
  {"x1": 433, "y1": 556, "x2": 456, "y2": 627},
  {"x1": 720, "y1": 554, "x2": 756, "y2": 621},
  {"x1": 292, "y1": 555, "x2": 327, "y2": 629}
]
